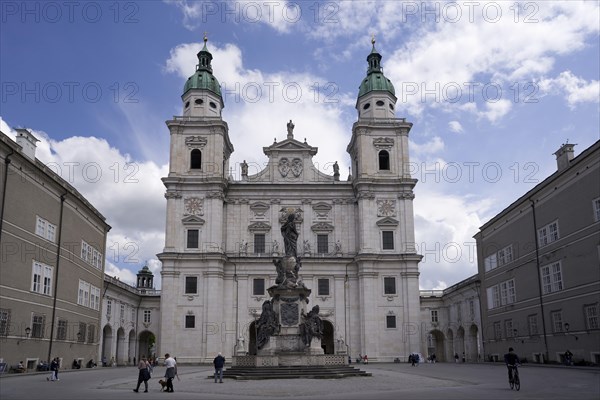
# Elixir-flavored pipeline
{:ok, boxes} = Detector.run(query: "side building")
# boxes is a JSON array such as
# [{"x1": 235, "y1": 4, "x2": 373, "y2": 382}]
[
  {"x1": 420, "y1": 275, "x2": 483, "y2": 362},
  {"x1": 99, "y1": 266, "x2": 161, "y2": 366},
  {"x1": 475, "y1": 141, "x2": 600, "y2": 364},
  {"x1": 0, "y1": 129, "x2": 111, "y2": 371}
]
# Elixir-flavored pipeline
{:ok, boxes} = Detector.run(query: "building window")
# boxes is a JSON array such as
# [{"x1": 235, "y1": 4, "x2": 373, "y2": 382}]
[
  {"x1": 35, "y1": 216, "x2": 56, "y2": 242},
  {"x1": 382, "y1": 231, "x2": 394, "y2": 250},
  {"x1": 131, "y1": 308, "x2": 135, "y2": 323},
  {"x1": 78, "y1": 280, "x2": 90, "y2": 307},
  {"x1": 253, "y1": 278, "x2": 265, "y2": 296},
  {"x1": 484, "y1": 253, "x2": 497, "y2": 272},
  {"x1": 593, "y1": 198, "x2": 600, "y2": 222},
  {"x1": 541, "y1": 262, "x2": 563, "y2": 294},
  {"x1": 144, "y1": 310, "x2": 151, "y2": 324},
  {"x1": 551, "y1": 311, "x2": 563, "y2": 333},
  {"x1": 90, "y1": 286, "x2": 100, "y2": 311},
  {"x1": 78, "y1": 322, "x2": 86, "y2": 342},
  {"x1": 57, "y1": 319, "x2": 67, "y2": 340},
  {"x1": 81, "y1": 240, "x2": 102, "y2": 269},
  {"x1": 31, "y1": 314, "x2": 45, "y2": 339},
  {"x1": 120, "y1": 304, "x2": 125, "y2": 321},
  {"x1": 386, "y1": 315, "x2": 397, "y2": 329},
  {"x1": 107, "y1": 299, "x2": 112, "y2": 317},
  {"x1": 538, "y1": 221, "x2": 559, "y2": 247},
  {"x1": 585, "y1": 304, "x2": 599, "y2": 330},
  {"x1": 384, "y1": 277, "x2": 396, "y2": 295},
  {"x1": 497, "y1": 245, "x2": 513, "y2": 266},
  {"x1": 378, "y1": 150, "x2": 390, "y2": 170},
  {"x1": 487, "y1": 279, "x2": 515, "y2": 310},
  {"x1": 505, "y1": 319, "x2": 513, "y2": 338},
  {"x1": 186, "y1": 229, "x2": 199, "y2": 249},
  {"x1": 32, "y1": 261, "x2": 53, "y2": 296},
  {"x1": 0, "y1": 309, "x2": 11, "y2": 337},
  {"x1": 185, "y1": 315, "x2": 195, "y2": 329},
  {"x1": 87, "y1": 324, "x2": 95, "y2": 343},
  {"x1": 254, "y1": 234, "x2": 265, "y2": 254},
  {"x1": 190, "y1": 149, "x2": 202, "y2": 169},
  {"x1": 317, "y1": 234, "x2": 329, "y2": 254},
  {"x1": 528, "y1": 314, "x2": 539, "y2": 335},
  {"x1": 456, "y1": 303, "x2": 462, "y2": 322},
  {"x1": 493, "y1": 321, "x2": 502, "y2": 340},
  {"x1": 431, "y1": 310, "x2": 438, "y2": 323},
  {"x1": 185, "y1": 276, "x2": 198, "y2": 294},
  {"x1": 318, "y1": 279, "x2": 330, "y2": 296}
]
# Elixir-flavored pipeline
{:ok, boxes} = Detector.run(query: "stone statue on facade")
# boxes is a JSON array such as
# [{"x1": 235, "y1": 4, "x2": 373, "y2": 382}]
[
  {"x1": 241, "y1": 160, "x2": 248, "y2": 177},
  {"x1": 333, "y1": 161, "x2": 340, "y2": 181},
  {"x1": 272, "y1": 239, "x2": 279, "y2": 255},
  {"x1": 281, "y1": 213, "x2": 299, "y2": 258},
  {"x1": 287, "y1": 119, "x2": 295, "y2": 139},
  {"x1": 273, "y1": 256, "x2": 303, "y2": 289},
  {"x1": 256, "y1": 300, "x2": 280, "y2": 350},
  {"x1": 303, "y1": 240, "x2": 311, "y2": 254},
  {"x1": 300, "y1": 305, "x2": 323, "y2": 346}
]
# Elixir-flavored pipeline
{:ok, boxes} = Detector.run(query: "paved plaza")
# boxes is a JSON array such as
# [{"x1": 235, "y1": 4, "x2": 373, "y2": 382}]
[{"x1": 1, "y1": 363, "x2": 598, "y2": 400}]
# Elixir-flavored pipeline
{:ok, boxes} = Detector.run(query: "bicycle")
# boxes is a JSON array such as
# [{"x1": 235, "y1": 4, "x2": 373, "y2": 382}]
[{"x1": 508, "y1": 364, "x2": 520, "y2": 391}]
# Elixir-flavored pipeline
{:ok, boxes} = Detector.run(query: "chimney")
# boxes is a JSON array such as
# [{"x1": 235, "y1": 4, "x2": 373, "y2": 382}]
[
  {"x1": 15, "y1": 128, "x2": 39, "y2": 161},
  {"x1": 553, "y1": 143, "x2": 576, "y2": 172}
]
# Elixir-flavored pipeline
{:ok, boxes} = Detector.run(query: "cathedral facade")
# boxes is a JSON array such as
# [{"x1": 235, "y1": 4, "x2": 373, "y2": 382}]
[{"x1": 158, "y1": 38, "x2": 422, "y2": 363}]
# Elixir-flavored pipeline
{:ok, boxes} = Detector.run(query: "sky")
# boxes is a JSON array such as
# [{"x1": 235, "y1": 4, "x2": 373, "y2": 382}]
[{"x1": 1, "y1": 1, "x2": 599, "y2": 290}]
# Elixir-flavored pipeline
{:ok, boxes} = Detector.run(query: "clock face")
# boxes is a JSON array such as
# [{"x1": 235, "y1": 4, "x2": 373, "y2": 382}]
[{"x1": 185, "y1": 197, "x2": 204, "y2": 215}]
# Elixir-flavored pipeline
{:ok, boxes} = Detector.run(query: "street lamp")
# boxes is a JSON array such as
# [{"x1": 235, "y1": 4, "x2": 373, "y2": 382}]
[
  {"x1": 17, "y1": 327, "x2": 31, "y2": 345},
  {"x1": 564, "y1": 323, "x2": 579, "y2": 340}
]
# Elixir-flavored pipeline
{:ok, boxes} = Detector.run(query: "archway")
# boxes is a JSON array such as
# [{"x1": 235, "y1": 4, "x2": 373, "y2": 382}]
[
  {"x1": 468, "y1": 324, "x2": 479, "y2": 362},
  {"x1": 446, "y1": 328, "x2": 454, "y2": 362},
  {"x1": 138, "y1": 331, "x2": 156, "y2": 360},
  {"x1": 116, "y1": 328, "x2": 126, "y2": 365},
  {"x1": 456, "y1": 326, "x2": 465, "y2": 362},
  {"x1": 428, "y1": 330, "x2": 446, "y2": 362},
  {"x1": 127, "y1": 330, "x2": 136, "y2": 365},
  {"x1": 321, "y1": 320, "x2": 334, "y2": 355},
  {"x1": 102, "y1": 325, "x2": 113, "y2": 364}
]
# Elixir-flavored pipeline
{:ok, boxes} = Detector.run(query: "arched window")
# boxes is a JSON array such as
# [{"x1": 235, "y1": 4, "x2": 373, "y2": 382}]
[
  {"x1": 378, "y1": 150, "x2": 390, "y2": 170},
  {"x1": 190, "y1": 149, "x2": 202, "y2": 169}
]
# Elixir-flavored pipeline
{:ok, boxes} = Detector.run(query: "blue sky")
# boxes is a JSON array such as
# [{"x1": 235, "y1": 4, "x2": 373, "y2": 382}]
[{"x1": 1, "y1": 1, "x2": 599, "y2": 289}]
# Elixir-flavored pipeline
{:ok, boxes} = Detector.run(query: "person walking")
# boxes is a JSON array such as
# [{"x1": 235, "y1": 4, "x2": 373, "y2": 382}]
[
  {"x1": 133, "y1": 356, "x2": 151, "y2": 393},
  {"x1": 47, "y1": 358, "x2": 59, "y2": 381},
  {"x1": 163, "y1": 353, "x2": 176, "y2": 393},
  {"x1": 213, "y1": 352, "x2": 225, "y2": 383}
]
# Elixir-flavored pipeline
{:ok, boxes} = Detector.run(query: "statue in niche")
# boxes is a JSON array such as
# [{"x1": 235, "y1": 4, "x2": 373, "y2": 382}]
[
  {"x1": 272, "y1": 240, "x2": 280, "y2": 254},
  {"x1": 256, "y1": 300, "x2": 280, "y2": 350},
  {"x1": 241, "y1": 160, "x2": 248, "y2": 176},
  {"x1": 303, "y1": 240, "x2": 311, "y2": 254},
  {"x1": 281, "y1": 213, "x2": 299, "y2": 258},
  {"x1": 300, "y1": 305, "x2": 323, "y2": 346}
]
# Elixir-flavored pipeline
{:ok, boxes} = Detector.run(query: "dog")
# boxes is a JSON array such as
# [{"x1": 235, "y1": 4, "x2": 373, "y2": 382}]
[{"x1": 158, "y1": 379, "x2": 168, "y2": 391}]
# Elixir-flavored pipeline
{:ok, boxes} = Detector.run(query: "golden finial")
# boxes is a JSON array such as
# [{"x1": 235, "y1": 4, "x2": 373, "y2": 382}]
[
  {"x1": 371, "y1": 34, "x2": 376, "y2": 45},
  {"x1": 203, "y1": 31, "x2": 208, "y2": 43}
]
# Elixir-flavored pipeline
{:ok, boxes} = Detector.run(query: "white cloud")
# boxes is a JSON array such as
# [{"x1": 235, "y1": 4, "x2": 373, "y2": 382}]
[
  {"x1": 479, "y1": 99, "x2": 513, "y2": 123},
  {"x1": 410, "y1": 136, "x2": 445, "y2": 156},
  {"x1": 448, "y1": 120, "x2": 463, "y2": 133},
  {"x1": 539, "y1": 71, "x2": 600, "y2": 108}
]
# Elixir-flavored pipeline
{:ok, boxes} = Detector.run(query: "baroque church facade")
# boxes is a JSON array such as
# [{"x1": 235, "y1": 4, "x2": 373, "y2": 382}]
[{"x1": 158, "y1": 38, "x2": 423, "y2": 363}]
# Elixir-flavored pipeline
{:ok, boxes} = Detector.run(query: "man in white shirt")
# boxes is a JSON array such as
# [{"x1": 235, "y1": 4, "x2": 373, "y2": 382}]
[{"x1": 163, "y1": 354, "x2": 177, "y2": 393}]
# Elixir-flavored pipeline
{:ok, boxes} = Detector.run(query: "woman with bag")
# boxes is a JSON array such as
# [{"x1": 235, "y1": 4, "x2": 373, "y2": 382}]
[{"x1": 133, "y1": 356, "x2": 151, "y2": 392}]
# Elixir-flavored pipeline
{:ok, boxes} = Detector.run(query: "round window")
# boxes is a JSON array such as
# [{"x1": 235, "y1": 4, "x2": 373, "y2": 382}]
[
  {"x1": 376, "y1": 100, "x2": 384, "y2": 106},
  {"x1": 209, "y1": 102, "x2": 217, "y2": 109},
  {"x1": 185, "y1": 101, "x2": 190, "y2": 108},
  {"x1": 363, "y1": 103, "x2": 371, "y2": 110},
  {"x1": 194, "y1": 98, "x2": 203, "y2": 105}
]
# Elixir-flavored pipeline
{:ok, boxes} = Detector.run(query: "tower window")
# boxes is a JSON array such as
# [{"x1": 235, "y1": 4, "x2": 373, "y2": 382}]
[
  {"x1": 389, "y1": 103, "x2": 394, "y2": 110},
  {"x1": 185, "y1": 315, "x2": 195, "y2": 328},
  {"x1": 386, "y1": 315, "x2": 397, "y2": 329},
  {"x1": 363, "y1": 103, "x2": 371, "y2": 110},
  {"x1": 317, "y1": 234, "x2": 329, "y2": 254},
  {"x1": 378, "y1": 150, "x2": 390, "y2": 170},
  {"x1": 185, "y1": 101, "x2": 190, "y2": 108},
  {"x1": 318, "y1": 279, "x2": 330, "y2": 296},
  {"x1": 209, "y1": 102, "x2": 217, "y2": 109},
  {"x1": 187, "y1": 229, "x2": 199, "y2": 249},
  {"x1": 194, "y1": 98, "x2": 203, "y2": 105},
  {"x1": 253, "y1": 278, "x2": 265, "y2": 296},
  {"x1": 382, "y1": 231, "x2": 394, "y2": 250},
  {"x1": 190, "y1": 149, "x2": 202, "y2": 169},
  {"x1": 376, "y1": 100, "x2": 384, "y2": 106},
  {"x1": 185, "y1": 276, "x2": 198, "y2": 294},
  {"x1": 384, "y1": 277, "x2": 396, "y2": 295}
]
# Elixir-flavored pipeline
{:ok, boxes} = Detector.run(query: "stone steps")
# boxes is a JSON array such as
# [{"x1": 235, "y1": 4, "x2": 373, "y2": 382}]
[{"x1": 218, "y1": 365, "x2": 372, "y2": 380}]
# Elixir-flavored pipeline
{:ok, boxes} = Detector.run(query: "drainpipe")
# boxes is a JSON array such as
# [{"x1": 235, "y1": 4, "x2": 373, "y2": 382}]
[
  {"x1": 0, "y1": 150, "x2": 14, "y2": 244},
  {"x1": 530, "y1": 198, "x2": 549, "y2": 363},
  {"x1": 232, "y1": 262, "x2": 239, "y2": 356},
  {"x1": 47, "y1": 192, "x2": 67, "y2": 364}
]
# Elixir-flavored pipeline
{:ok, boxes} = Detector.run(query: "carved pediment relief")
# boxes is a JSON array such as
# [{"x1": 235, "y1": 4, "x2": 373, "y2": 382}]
[
  {"x1": 312, "y1": 202, "x2": 332, "y2": 220},
  {"x1": 376, "y1": 217, "x2": 399, "y2": 227},
  {"x1": 185, "y1": 136, "x2": 208, "y2": 148},
  {"x1": 311, "y1": 222, "x2": 334, "y2": 233},
  {"x1": 373, "y1": 137, "x2": 394, "y2": 150},
  {"x1": 250, "y1": 202, "x2": 270, "y2": 219},
  {"x1": 279, "y1": 207, "x2": 303, "y2": 224},
  {"x1": 248, "y1": 222, "x2": 271, "y2": 233},
  {"x1": 182, "y1": 215, "x2": 205, "y2": 226}
]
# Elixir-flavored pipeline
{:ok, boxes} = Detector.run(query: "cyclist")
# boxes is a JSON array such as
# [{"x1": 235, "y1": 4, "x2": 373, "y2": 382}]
[{"x1": 504, "y1": 347, "x2": 520, "y2": 383}]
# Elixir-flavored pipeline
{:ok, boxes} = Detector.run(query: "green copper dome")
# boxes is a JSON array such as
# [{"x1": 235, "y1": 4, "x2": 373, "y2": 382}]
[
  {"x1": 183, "y1": 37, "x2": 222, "y2": 97},
  {"x1": 357, "y1": 40, "x2": 395, "y2": 99}
]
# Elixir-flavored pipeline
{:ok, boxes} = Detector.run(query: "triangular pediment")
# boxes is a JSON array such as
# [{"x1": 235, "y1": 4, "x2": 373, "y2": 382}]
[
  {"x1": 376, "y1": 217, "x2": 399, "y2": 227},
  {"x1": 182, "y1": 215, "x2": 205, "y2": 225},
  {"x1": 263, "y1": 138, "x2": 318, "y2": 156},
  {"x1": 248, "y1": 222, "x2": 272, "y2": 233}
]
